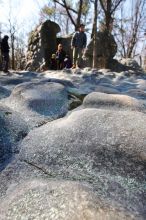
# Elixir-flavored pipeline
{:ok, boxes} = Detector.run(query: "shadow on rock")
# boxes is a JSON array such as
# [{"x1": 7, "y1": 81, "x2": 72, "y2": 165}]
[{"x1": 0, "y1": 105, "x2": 29, "y2": 171}]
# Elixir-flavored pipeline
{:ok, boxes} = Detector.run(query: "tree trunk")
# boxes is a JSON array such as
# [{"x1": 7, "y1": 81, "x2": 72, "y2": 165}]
[
  {"x1": 11, "y1": 34, "x2": 15, "y2": 70},
  {"x1": 92, "y1": 0, "x2": 98, "y2": 68},
  {"x1": 0, "y1": 32, "x2": 2, "y2": 70},
  {"x1": 99, "y1": 0, "x2": 124, "y2": 32},
  {"x1": 66, "y1": 17, "x2": 69, "y2": 34},
  {"x1": 105, "y1": 0, "x2": 112, "y2": 32},
  {"x1": 54, "y1": 0, "x2": 85, "y2": 31},
  {"x1": 76, "y1": 0, "x2": 83, "y2": 30}
]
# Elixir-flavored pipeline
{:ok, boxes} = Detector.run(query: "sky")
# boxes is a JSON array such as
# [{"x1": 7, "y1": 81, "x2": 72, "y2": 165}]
[
  {"x1": 0, "y1": 0, "x2": 145, "y2": 56},
  {"x1": 0, "y1": 0, "x2": 48, "y2": 36}
]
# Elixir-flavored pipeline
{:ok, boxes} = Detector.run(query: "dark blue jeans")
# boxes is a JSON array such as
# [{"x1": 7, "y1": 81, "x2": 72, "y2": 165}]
[{"x1": 2, "y1": 52, "x2": 9, "y2": 72}]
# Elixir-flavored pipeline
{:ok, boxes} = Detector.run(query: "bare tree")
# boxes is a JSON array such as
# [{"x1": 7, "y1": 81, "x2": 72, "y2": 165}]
[
  {"x1": 91, "y1": 0, "x2": 98, "y2": 68},
  {"x1": 15, "y1": 36, "x2": 26, "y2": 70},
  {"x1": 4, "y1": 0, "x2": 29, "y2": 70},
  {"x1": 114, "y1": 0, "x2": 146, "y2": 58},
  {"x1": 4, "y1": 0, "x2": 18, "y2": 70},
  {"x1": 52, "y1": 0, "x2": 89, "y2": 30},
  {"x1": 8, "y1": 18, "x2": 16, "y2": 70},
  {"x1": 99, "y1": 0, "x2": 125, "y2": 32},
  {"x1": 40, "y1": 3, "x2": 71, "y2": 35},
  {"x1": 40, "y1": 5, "x2": 56, "y2": 21},
  {"x1": 127, "y1": 0, "x2": 146, "y2": 57}
]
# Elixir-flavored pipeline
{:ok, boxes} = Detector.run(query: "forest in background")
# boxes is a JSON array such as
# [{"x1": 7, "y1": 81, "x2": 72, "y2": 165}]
[{"x1": 0, "y1": 0, "x2": 146, "y2": 70}]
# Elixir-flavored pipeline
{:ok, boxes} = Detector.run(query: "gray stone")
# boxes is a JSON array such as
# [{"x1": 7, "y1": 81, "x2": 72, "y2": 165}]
[
  {"x1": 115, "y1": 81, "x2": 137, "y2": 92},
  {"x1": 83, "y1": 92, "x2": 146, "y2": 111},
  {"x1": 26, "y1": 20, "x2": 61, "y2": 71},
  {"x1": 0, "y1": 77, "x2": 26, "y2": 90},
  {"x1": 0, "y1": 159, "x2": 48, "y2": 198},
  {"x1": 136, "y1": 79, "x2": 146, "y2": 90},
  {"x1": 0, "y1": 179, "x2": 134, "y2": 220},
  {"x1": 0, "y1": 72, "x2": 39, "y2": 91},
  {"x1": 119, "y1": 58, "x2": 143, "y2": 72},
  {"x1": 0, "y1": 69, "x2": 146, "y2": 219},
  {"x1": 125, "y1": 89, "x2": 146, "y2": 100},
  {"x1": 2, "y1": 81, "x2": 68, "y2": 128},
  {"x1": 85, "y1": 31, "x2": 117, "y2": 68},
  {"x1": 19, "y1": 108, "x2": 146, "y2": 217},
  {"x1": 0, "y1": 86, "x2": 11, "y2": 99},
  {"x1": 94, "y1": 85, "x2": 120, "y2": 94},
  {"x1": 0, "y1": 105, "x2": 28, "y2": 168}
]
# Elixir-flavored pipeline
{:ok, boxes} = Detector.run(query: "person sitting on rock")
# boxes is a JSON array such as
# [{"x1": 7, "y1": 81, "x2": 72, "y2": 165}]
[
  {"x1": 56, "y1": 44, "x2": 66, "y2": 70},
  {"x1": 50, "y1": 54, "x2": 57, "y2": 70},
  {"x1": 64, "y1": 54, "x2": 72, "y2": 69}
]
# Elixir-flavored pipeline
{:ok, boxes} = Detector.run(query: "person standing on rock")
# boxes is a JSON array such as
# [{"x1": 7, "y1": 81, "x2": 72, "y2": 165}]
[
  {"x1": 71, "y1": 24, "x2": 87, "y2": 69},
  {"x1": 1, "y1": 35, "x2": 10, "y2": 73},
  {"x1": 0, "y1": 32, "x2": 2, "y2": 71}
]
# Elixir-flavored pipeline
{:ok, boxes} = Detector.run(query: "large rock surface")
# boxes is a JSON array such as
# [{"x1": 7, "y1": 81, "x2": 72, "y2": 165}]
[
  {"x1": 1, "y1": 81, "x2": 68, "y2": 128},
  {"x1": 83, "y1": 92, "x2": 146, "y2": 112},
  {"x1": 17, "y1": 108, "x2": 146, "y2": 218},
  {"x1": 0, "y1": 105, "x2": 28, "y2": 168},
  {"x1": 0, "y1": 68, "x2": 146, "y2": 219},
  {"x1": 0, "y1": 86, "x2": 10, "y2": 99},
  {"x1": 0, "y1": 179, "x2": 134, "y2": 220}
]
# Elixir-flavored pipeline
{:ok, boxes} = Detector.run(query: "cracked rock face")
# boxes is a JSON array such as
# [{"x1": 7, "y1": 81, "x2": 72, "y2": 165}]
[
  {"x1": 19, "y1": 108, "x2": 146, "y2": 218},
  {"x1": 0, "y1": 179, "x2": 134, "y2": 220}
]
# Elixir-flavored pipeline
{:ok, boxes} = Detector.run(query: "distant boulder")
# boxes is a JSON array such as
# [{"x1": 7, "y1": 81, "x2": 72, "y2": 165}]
[
  {"x1": 25, "y1": 20, "x2": 61, "y2": 71},
  {"x1": 119, "y1": 58, "x2": 143, "y2": 72},
  {"x1": 85, "y1": 31, "x2": 117, "y2": 68}
]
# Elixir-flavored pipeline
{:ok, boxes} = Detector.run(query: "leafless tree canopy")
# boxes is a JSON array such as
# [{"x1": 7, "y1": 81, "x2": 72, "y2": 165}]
[
  {"x1": 99, "y1": 0, "x2": 125, "y2": 31},
  {"x1": 114, "y1": 0, "x2": 146, "y2": 58}
]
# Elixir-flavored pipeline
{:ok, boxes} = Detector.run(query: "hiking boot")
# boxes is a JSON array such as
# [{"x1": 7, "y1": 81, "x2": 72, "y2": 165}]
[{"x1": 71, "y1": 64, "x2": 76, "y2": 69}]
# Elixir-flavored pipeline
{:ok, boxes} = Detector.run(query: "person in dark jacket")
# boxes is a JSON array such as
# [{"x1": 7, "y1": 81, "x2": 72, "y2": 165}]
[
  {"x1": 1, "y1": 35, "x2": 10, "y2": 72},
  {"x1": 71, "y1": 24, "x2": 87, "y2": 69},
  {"x1": 64, "y1": 54, "x2": 72, "y2": 69},
  {"x1": 56, "y1": 44, "x2": 66, "y2": 70}
]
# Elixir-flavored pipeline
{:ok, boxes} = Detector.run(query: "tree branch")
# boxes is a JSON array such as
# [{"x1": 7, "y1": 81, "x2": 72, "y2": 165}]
[
  {"x1": 111, "y1": 0, "x2": 124, "y2": 14},
  {"x1": 63, "y1": 0, "x2": 76, "y2": 27},
  {"x1": 53, "y1": 0, "x2": 77, "y2": 14},
  {"x1": 99, "y1": 0, "x2": 106, "y2": 14}
]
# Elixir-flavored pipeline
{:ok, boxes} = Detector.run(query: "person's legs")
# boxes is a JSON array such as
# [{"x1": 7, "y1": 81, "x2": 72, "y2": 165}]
[
  {"x1": 76, "y1": 48, "x2": 83, "y2": 68},
  {"x1": 56, "y1": 59, "x2": 60, "y2": 70},
  {"x1": 72, "y1": 47, "x2": 78, "y2": 68},
  {"x1": 3, "y1": 53, "x2": 9, "y2": 72},
  {"x1": 1, "y1": 54, "x2": 5, "y2": 71},
  {"x1": 0, "y1": 51, "x2": 2, "y2": 71},
  {"x1": 57, "y1": 60, "x2": 63, "y2": 70},
  {"x1": 60, "y1": 60, "x2": 64, "y2": 70}
]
